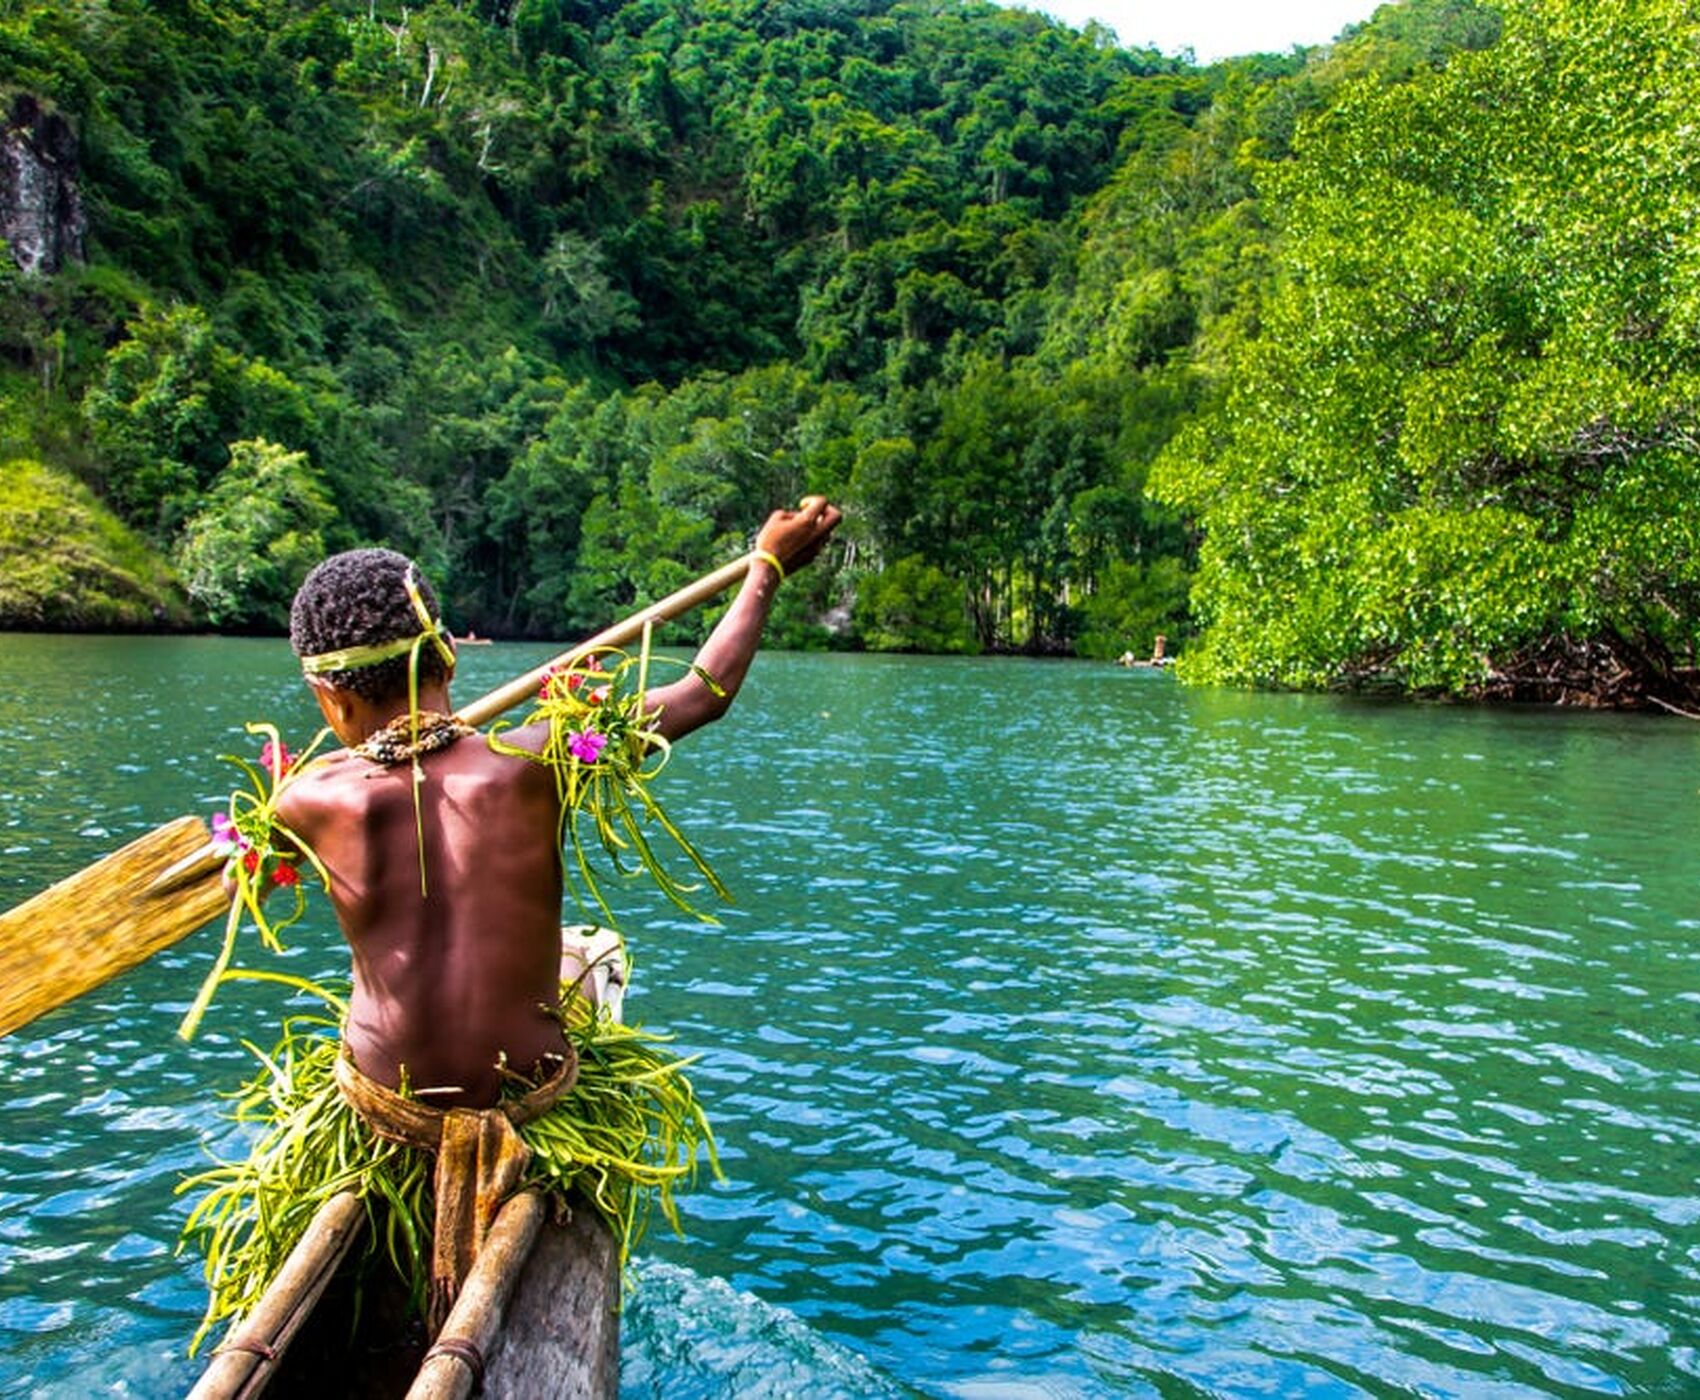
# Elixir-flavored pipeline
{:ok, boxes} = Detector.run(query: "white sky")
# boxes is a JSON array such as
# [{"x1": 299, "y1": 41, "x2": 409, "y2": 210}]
[{"x1": 1022, "y1": 0, "x2": 1388, "y2": 62}]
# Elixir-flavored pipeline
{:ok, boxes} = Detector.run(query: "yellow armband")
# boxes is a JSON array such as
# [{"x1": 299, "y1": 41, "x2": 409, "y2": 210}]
[{"x1": 690, "y1": 662, "x2": 728, "y2": 698}]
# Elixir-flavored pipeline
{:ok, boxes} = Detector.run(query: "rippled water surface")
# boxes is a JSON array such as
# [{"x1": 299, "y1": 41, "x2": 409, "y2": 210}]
[{"x1": 2, "y1": 637, "x2": 1697, "y2": 1397}]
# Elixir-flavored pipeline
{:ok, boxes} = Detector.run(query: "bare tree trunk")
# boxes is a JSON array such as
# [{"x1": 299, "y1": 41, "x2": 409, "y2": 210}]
[{"x1": 420, "y1": 45, "x2": 440, "y2": 109}]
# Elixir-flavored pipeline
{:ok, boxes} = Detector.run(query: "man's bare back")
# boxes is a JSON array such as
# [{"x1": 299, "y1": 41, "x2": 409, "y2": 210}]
[
  {"x1": 277, "y1": 497, "x2": 841, "y2": 1110},
  {"x1": 277, "y1": 721, "x2": 567, "y2": 1106}
]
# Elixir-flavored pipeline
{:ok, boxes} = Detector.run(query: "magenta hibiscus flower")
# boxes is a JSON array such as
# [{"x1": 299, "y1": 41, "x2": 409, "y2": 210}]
[{"x1": 567, "y1": 729, "x2": 608, "y2": 764}]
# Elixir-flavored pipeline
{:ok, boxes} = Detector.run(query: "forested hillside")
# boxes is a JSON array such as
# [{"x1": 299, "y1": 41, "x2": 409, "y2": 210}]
[
  {"x1": 2, "y1": 0, "x2": 1693, "y2": 705},
  {"x1": 1151, "y1": 0, "x2": 1700, "y2": 708}
]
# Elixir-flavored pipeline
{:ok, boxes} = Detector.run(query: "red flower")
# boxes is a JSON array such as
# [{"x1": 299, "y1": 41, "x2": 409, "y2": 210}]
[
  {"x1": 271, "y1": 861, "x2": 300, "y2": 887},
  {"x1": 259, "y1": 740, "x2": 294, "y2": 777},
  {"x1": 243, "y1": 848, "x2": 261, "y2": 874},
  {"x1": 589, "y1": 685, "x2": 609, "y2": 705},
  {"x1": 540, "y1": 659, "x2": 605, "y2": 701}
]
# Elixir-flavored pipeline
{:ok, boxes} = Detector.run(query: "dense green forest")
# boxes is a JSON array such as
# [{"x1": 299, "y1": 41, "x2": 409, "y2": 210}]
[{"x1": 1, "y1": 0, "x2": 1695, "y2": 706}]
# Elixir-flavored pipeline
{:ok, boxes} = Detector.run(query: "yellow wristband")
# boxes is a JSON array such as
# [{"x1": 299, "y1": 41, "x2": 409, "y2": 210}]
[
  {"x1": 752, "y1": 548, "x2": 787, "y2": 583},
  {"x1": 690, "y1": 662, "x2": 728, "y2": 698}
]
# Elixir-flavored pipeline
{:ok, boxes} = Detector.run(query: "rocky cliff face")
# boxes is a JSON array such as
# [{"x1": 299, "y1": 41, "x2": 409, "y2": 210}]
[{"x1": 1, "y1": 94, "x2": 86, "y2": 276}]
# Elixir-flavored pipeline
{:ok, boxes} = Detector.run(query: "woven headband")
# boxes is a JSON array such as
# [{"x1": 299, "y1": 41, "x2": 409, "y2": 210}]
[{"x1": 298, "y1": 567, "x2": 457, "y2": 676}]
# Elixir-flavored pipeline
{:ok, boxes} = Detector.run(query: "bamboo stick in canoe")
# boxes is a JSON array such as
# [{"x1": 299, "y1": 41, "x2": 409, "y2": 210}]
[
  {"x1": 189, "y1": 1190, "x2": 620, "y2": 1400},
  {"x1": 0, "y1": 553, "x2": 759, "y2": 1038},
  {"x1": 406, "y1": 1191, "x2": 548, "y2": 1400},
  {"x1": 186, "y1": 1191, "x2": 366, "y2": 1400}
]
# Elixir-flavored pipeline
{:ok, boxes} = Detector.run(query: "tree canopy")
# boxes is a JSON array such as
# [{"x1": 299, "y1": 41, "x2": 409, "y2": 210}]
[
  {"x1": 1150, "y1": 0, "x2": 1700, "y2": 705},
  {"x1": 4, "y1": 0, "x2": 1695, "y2": 705}
]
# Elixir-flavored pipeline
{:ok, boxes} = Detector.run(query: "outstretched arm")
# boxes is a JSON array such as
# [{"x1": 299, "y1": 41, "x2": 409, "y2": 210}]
[{"x1": 645, "y1": 496, "x2": 842, "y2": 742}]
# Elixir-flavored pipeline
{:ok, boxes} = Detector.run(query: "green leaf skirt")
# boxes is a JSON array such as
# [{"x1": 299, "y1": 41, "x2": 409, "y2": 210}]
[{"x1": 178, "y1": 988, "x2": 716, "y2": 1354}]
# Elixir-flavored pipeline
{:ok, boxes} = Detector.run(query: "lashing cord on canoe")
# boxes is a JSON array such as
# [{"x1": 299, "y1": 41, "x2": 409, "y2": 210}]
[
  {"x1": 425, "y1": 1336, "x2": 486, "y2": 1387},
  {"x1": 213, "y1": 1335, "x2": 279, "y2": 1363}
]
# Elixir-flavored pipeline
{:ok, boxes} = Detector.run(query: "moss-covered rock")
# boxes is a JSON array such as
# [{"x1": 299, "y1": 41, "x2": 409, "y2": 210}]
[{"x1": 0, "y1": 457, "x2": 190, "y2": 628}]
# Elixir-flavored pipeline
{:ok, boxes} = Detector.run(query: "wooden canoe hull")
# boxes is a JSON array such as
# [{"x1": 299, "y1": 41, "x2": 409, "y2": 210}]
[
  {"x1": 203, "y1": 1191, "x2": 618, "y2": 1400},
  {"x1": 483, "y1": 1196, "x2": 620, "y2": 1398}
]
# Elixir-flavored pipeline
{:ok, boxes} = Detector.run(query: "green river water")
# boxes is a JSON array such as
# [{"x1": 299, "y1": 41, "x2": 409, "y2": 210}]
[{"x1": 0, "y1": 635, "x2": 1696, "y2": 1397}]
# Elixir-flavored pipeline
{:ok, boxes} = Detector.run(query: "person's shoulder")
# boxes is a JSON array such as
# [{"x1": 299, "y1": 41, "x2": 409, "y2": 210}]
[
  {"x1": 460, "y1": 724, "x2": 560, "y2": 799},
  {"x1": 292, "y1": 748, "x2": 363, "y2": 784},
  {"x1": 482, "y1": 719, "x2": 551, "y2": 760},
  {"x1": 276, "y1": 749, "x2": 365, "y2": 817}
]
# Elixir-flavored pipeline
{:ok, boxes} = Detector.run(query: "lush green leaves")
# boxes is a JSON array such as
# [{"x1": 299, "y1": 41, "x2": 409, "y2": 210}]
[
  {"x1": 1073, "y1": 556, "x2": 1190, "y2": 662},
  {"x1": 175, "y1": 439, "x2": 337, "y2": 629},
  {"x1": 0, "y1": 455, "x2": 190, "y2": 628},
  {"x1": 4, "y1": 0, "x2": 1185, "y2": 646},
  {"x1": 18, "y1": 0, "x2": 1674, "y2": 698},
  {"x1": 854, "y1": 555, "x2": 978, "y2": 653},
  {"x1": 1152, "y1": 0, "x2": 1700, "y2": 699}
]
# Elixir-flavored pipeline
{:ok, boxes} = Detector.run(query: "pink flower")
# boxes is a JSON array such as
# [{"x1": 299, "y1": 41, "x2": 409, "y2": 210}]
[
  {"x1": 259, "y1": 740, "x2": 294, "y2": 777},
  {"x1": 211, "y1": 812, "x2": 248, "y2": 856},
  {"x1": 567, "y1": 730, "x2": 608, "y2": 765}
]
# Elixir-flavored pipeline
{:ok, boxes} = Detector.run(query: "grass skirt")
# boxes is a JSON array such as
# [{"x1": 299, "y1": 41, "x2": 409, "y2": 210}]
[{"x1": 179, "y1": 989, "x2": 715, "y2": 1354}]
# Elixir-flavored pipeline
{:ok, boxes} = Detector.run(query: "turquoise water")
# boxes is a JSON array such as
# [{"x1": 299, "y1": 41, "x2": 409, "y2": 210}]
[{"x1": 1, "y1": 636, "x2": 1697, "y2": 1397}]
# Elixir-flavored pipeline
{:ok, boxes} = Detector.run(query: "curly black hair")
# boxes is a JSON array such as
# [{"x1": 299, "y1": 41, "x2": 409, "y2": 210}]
[{"x1": 289, "y1": 548, "x2": 453, "y2": 702}]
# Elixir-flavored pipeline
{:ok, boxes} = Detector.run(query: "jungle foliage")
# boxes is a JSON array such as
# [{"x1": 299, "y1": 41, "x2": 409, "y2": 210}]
[
  {"x1": 3, "y1": 0, "x2": 1693, "y2": 705},
  {"x1": 0, "y1": 454, "x2": 189, "y2": 627},
  {"x1": 1151, "y1": 0, "x2": 1700, "y2": 707}
]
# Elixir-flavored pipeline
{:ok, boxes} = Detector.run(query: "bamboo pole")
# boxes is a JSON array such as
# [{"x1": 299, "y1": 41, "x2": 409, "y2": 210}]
[
  {"x1": 404, "y1": 1191, "x2": 548, "y2": 1400},
  {"x1": 455, "y1": 553, "x2": 753, "y2": 727},
  {"x1": 186, "y1": 1191, "x2": 366, "y2": 1400},
  {"x1": 479, "y1": 1193, "x2": 620, "y2": 1398}
]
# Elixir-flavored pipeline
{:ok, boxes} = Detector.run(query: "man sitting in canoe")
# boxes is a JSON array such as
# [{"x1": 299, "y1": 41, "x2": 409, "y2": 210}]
[
  {"x1": 182, "y1": 497, "x2": 840, "y2": 1349},
  {"x1": 287, "y1": 496, "x2": 838, "y2": 1108}
]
